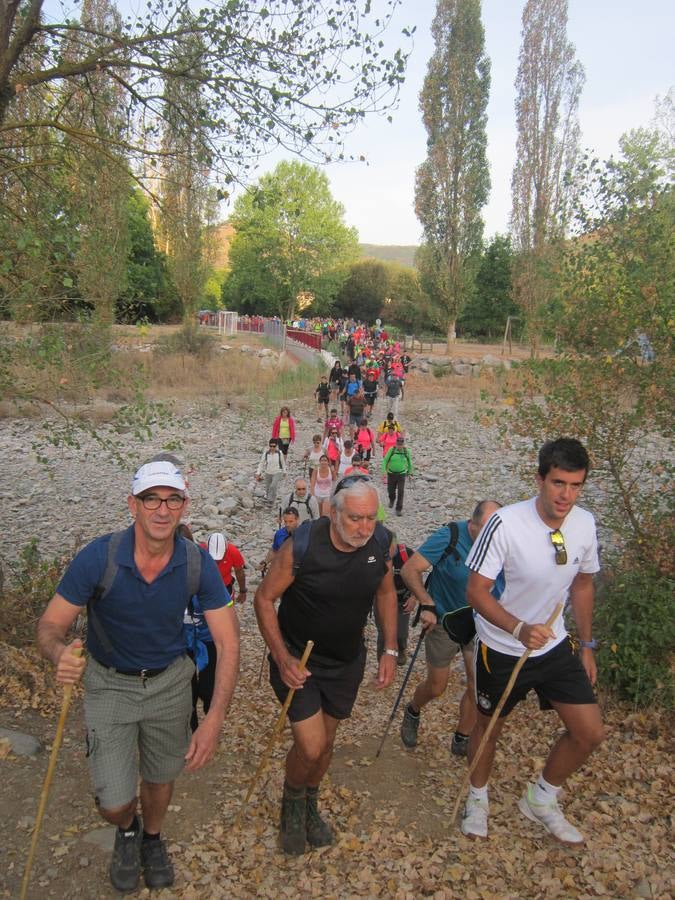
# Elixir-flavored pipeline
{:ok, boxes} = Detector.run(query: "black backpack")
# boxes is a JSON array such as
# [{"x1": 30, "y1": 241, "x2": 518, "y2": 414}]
[
  {"x1": 87, "y1": 531, "x2": 201, "y2": 664},
  {"x1": 286, "y1": 492, "x2": 315, "y2": 520}
]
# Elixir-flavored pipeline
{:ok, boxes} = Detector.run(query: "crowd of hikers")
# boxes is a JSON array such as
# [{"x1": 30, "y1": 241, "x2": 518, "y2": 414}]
[{"x1": 36, "y1": 319, "x2": 605, "y2": 891}]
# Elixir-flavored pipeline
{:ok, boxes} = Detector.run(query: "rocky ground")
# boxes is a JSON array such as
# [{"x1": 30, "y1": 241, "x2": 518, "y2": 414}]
[{"x1": 0, "y1": 365, "x2": 672, "y2": 898}]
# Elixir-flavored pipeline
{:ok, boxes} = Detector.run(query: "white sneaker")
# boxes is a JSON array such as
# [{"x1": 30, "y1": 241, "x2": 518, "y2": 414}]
[
  {"x1": 460, "y1": 795, "x2": 489, "y2": 839},
  {"x1": 518, "y1": 784, "x2": 584, "y2": 844}
]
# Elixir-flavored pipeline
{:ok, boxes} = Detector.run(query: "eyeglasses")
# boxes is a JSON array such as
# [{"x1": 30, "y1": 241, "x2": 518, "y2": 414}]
[
  {"x1": 333, "y1": 474, "x2": 372, "y2": 496},
  {"x1": 137, "y1": 493, "x2": 185, "y2": 510},
  {"x1": 550, "y1": 529, "x2": 567, "y2": 565}
]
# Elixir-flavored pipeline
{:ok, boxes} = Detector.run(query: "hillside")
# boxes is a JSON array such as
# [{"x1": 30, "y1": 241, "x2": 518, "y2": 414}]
[{"x1": 359, "y1": 243, "x2": 418, "y2": 268}]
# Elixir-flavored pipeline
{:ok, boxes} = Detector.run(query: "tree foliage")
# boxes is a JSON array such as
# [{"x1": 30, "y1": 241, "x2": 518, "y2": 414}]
[
  {"x1": 335, "y1": 258, "x2": 390, "y2": 321},
  {"x1": 414, "y1": 0, "x2": 490, "y2": 348},
  {"x1": 222, "y1": 160, "x2": 359, "y2": 319},
  {"x1": 1, "y1": 0, "x2": 409, "y2": 185},
  {"x1": 457, "y1": 234, "x2": 517, "y2": 337},
  {"x1": 495, "y1": 128, "x2": 673, "y2": 576},
  {"x1": 510, "y1": 0, "x2": 584, "y2": 356}
]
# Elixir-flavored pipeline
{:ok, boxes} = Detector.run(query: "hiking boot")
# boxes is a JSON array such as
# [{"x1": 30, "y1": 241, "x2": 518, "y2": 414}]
[
  {"x1": 518, "y1": 784, "x2": 584, "y2": 844},
  {"x1": 395, "y1": 509, "x2": 403, "y2": 517},
  {"x1": 388, "y1": 499, "x2": 395, "y2": 509},
  {"x1": 451, "y1": 734, "x2": 469, "y2": 757},
  {"x1": 306, "y1": 788, "x2": 335, "y2": 848},
  {"x1": 109, "y1": 824, "x2": 142, "y2": 892},
  {"x1": 460, "y1": 795, "x2": 489, "y2": 839},
  {"x1": 397, "y1": 650, "x2": 407, "y2": 667},
  {"x1": 280, "y1": 785, "x2": 307, "y2": 855},
  {"x1": 141, "y1": 838, "x2": 174, "y2": 889},
  {"x1": 400, "y1": 704, "x2": 420, "y2": 748}
]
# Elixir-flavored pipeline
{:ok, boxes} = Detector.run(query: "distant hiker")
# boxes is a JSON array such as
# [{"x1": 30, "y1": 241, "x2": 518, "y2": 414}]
[
  {"x1": 201, "y1": 531, "x2": 247, "y2": 605},
  {"x1": 324, "y1": 409, "x2": 343, "y2": 439},
  {"x1": 384, "y1": 373, "x2": 403, "y2": 416},
  {"x1": 382, "y1": 435, "x2": 414, "y2": 516},
  {"x1": 328, "y1": 361, "x2": 344, "y2": 403},
  {"x1": 377, "y1": 412, "x2": 401, "y2": 435},
  {"x1": 310, "y1": 454, "x2": 335, "y2": 516},
  {"x1": 285, "y1": 478, "x2": 320, "y2": 524},
  {"x1": 354, "y1": 418, "x2": 376, "y2": 462},
  {"x1": 315, "y1": 377, "x2": 331, "y2": 421},
  {"x1": 303, "y1": 435, "x2": 324, "y2": 478},
  {"x1": 256, "y1": 438, "x2": 287, "y2": 504},
  {"x1": 272, "y1": 406, "x2": 296, "y2": 457}
]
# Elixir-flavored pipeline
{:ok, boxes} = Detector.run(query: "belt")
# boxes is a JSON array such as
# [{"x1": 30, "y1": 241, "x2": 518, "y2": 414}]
[{"x1": 94, "y1": 659, "x2": 169, "y2": 679}]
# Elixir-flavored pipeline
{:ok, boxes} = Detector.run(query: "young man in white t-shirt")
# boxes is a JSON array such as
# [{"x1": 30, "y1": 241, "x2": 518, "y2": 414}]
[{"x1": 461, "y1": 437, "x2": 605, "y2": 845}]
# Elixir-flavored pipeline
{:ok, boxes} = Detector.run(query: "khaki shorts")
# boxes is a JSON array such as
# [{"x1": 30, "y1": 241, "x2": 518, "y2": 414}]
[
  {"x1": 84, "y1": 655, "x2": 194, "y2": 809},
  {"x1": 425, "y1": 625, "x2": 463, "y2": 669}
]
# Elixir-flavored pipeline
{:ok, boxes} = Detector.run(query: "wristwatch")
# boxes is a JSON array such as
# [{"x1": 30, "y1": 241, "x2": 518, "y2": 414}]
[
  {"x1": 579, "y1": 639, "x2": 598, "y2": 650},
  {"x1": 383, "y1": 648, "x2": 398, "y2": 658}
]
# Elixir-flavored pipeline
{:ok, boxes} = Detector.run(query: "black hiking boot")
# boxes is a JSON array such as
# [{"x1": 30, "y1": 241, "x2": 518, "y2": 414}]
[
  {"x1": 306, "y1": 786, "x2": 335, "y2": 848},
  {"x1": 400, "y1": 703, "x2": 420, "y2": 748},
  {"x1": 280, "y1": 782, "x2": 306, "y2": 855},
  {"x1": 109, "y1": 821, "x2": 142, "y2": 892},
  {"x1": 141, "y1": 837, "x2": 174, "y2": 889}
]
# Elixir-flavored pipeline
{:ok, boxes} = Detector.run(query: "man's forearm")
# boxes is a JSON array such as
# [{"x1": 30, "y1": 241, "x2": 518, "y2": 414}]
[
  {"x1": 401, "y1": 567, "x2": 434, "y2": 609},
  {"x1": 375, "y1": 591, "x2": 398, "y2": 648},
  {"x1": 37, "y1": 620, "x2": 69, "y2": 666},
  {"x1": 254, "y1": 593, "x2": 288, "y2": 665},
  {"x1": 205, "y1": 629, "x2": 240, "y2": 723},
  {"x1": 570, "y1": 575, "x2": 594, "y2": 641}
]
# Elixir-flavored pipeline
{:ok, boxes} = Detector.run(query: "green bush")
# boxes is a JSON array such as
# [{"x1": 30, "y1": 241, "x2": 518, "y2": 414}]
[
  {"x1": 156, "y1": 325, "x2": 214, "y2": 358},
  {"x1": 595, "y1": 566, "x2": 674, "y2": 710},
  {"x1": 431, "y1": 364, "x2": 446, "y2": 379},
  {"x1": 1, "y1": 538, "x2": 77, "y2": 646}
]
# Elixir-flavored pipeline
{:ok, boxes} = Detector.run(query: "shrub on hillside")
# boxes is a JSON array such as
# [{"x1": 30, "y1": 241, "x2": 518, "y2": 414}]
[{"x1": 595, "y1": 566, "x2": 674, "y2": 710}]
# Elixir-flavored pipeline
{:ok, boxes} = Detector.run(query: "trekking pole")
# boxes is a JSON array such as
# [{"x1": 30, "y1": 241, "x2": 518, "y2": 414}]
[
  {"x1": 450, "y1": 602, "x2": 564, "y2": 825},
  {"x1": 257, "y1": 642, "x2": 268, "y2": 686},
  {"x1": 20, "y1": 644, "x2": 84, "y2": 900},
  {"x1": 234, "y1": 640, "x2": 313, "y2": 829},
  {"x1": 374, "y1": 628, "x2": 425, "y2": 759}
]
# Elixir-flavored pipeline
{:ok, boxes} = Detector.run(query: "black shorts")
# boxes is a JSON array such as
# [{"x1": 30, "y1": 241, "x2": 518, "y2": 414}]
[
  {"x1": 364, "y1": 395, "x2": 376, "y2": 407},
  {"x1": 269, "y1": 645, "x2": 367, "y2": 723},
  {"x1": 474, "y1": 637, "x2": 596, "y2": 718}
]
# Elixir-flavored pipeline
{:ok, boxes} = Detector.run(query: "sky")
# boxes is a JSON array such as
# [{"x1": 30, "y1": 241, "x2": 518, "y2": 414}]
[{"x1": 233, "y1": 0, "x2": 674, "y2": 246}]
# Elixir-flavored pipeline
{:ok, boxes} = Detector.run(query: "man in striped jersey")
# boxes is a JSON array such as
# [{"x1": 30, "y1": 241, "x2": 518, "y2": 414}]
[{"x1": 460, "y1": 438, "x2": 605, "y2": 845}]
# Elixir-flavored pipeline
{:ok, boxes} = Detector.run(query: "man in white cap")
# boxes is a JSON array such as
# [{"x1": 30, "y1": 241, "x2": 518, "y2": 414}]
[
  {"x1": 202, "y1": 531, "x2": 247, "y2": 603},
  {"x1": 37, "y1": 459, "x2": 240, "y2": 893}
]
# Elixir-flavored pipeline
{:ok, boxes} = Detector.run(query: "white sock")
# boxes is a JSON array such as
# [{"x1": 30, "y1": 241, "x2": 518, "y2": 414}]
[
  {"x1": 532, "y1": 774, "x2": 561, "y2": 804},
  {"x1": 468, "y1": 784, "x2": 489, "y2": 804}
]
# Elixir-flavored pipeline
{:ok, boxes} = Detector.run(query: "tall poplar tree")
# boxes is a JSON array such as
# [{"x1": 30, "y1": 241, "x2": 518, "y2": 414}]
[
  {"x1": 511, "y1": 0, "x2": 584, "y2": 356},
  {"x1": 414, "y1": 0, "x2": 490, "y2": 349}
]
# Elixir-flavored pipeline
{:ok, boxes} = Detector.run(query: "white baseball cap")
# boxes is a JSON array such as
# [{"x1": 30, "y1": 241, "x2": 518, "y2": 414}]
[
  {"x1": 207, "y1": 532, "x2": 228, "y2": 560},
  {"x1": 131, "y1": 461, "x2": 186, "y2": 496}
]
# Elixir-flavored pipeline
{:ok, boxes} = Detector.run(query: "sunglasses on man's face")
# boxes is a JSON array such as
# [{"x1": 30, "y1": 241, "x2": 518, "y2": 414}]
[{"x1": 550, "y1": 529, "x2": 567, "y2": 565}]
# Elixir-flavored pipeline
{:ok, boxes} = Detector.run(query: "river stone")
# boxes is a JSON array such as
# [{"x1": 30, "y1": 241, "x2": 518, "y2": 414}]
[{"x1": 0, "y1": 727, "x2": 42, "y2": 757}]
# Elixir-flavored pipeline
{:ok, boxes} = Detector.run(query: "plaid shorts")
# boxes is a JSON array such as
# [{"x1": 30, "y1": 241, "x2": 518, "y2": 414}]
[{"x1": 83, "y1": 654, "x2": 194, "y2": 809}]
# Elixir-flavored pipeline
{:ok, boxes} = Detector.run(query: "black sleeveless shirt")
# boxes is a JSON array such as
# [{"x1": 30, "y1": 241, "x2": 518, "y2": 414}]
[{"x1": 278, "y1": 518, "x2": 389, "y2": 666}]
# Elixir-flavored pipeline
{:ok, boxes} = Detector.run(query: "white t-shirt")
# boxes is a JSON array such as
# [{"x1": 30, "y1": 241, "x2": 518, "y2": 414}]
[
  {"x1": 338, "y1": 450, "x2": 356, "y2": 476},
  {"x1": 466, "y1": 497, "x2": 599, "y2": 657}
]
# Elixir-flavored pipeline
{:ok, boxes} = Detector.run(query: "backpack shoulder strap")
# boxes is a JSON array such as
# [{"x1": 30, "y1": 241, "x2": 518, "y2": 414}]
[
  {"x1": 184, "y1": 538, "x2": 202, "y2": 598},
  {"x1": 373, "y1": 522, "x2": 391, "y2": 559},
  {"x1": 292, "y1": 520, "x2": 315, "y2": 574},
  {"x1": 437, "y1": 521, "x2": 461, "y2": 565},
  {"x1": 87, "y1": 530, "x2": 125, "y2": 662}
]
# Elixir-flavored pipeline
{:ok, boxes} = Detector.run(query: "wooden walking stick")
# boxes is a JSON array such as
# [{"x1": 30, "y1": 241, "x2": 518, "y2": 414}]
[
  {"x1": 20, "y1": 645, "x2": 84, "y2": 900},
  {"x1": 257, "y1": 642, "x2": 268, "y2": 686},
  {"x1": 234, "y1": 640, "x2": 313, "y2": 829},
  {"x1": 451, "y1": 602, "x2": 564, "y2": 825}
]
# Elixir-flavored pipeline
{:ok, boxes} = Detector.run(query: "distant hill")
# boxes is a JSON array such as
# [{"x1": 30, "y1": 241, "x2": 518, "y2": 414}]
[{"x1": 359, "y1": 244, "x2": 418, "y2": 268}]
